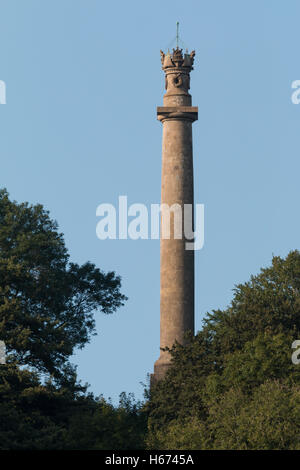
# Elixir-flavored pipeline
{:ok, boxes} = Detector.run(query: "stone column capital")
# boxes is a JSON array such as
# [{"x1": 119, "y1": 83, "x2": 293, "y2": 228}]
[{"x1": 157, "y1": 106, "x2": 198, "y2": 123}]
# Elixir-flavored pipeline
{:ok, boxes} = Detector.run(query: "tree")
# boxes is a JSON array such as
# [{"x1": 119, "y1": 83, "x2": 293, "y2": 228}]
[
  {"x1": 66, "y1": 392, "x2": 147, "y2": 450},
  {"x1": 0, "y1": 188, "x2": 127, "y2": 381},
  {"x1": 0, "y1": 189, "x2": 145, "y2": 450},
  {"x1": 0, "y1": 364, "x2": 75, "y2": 449},
  {"x1": 147, "y1": 251, "x2": 300, "y2": 449},
  {"x1": 147, "y1": 381, "x2": 300, "y2": 450},
  {"x1": 0, "y1": 364, "x2": 147, "y2": 450}
]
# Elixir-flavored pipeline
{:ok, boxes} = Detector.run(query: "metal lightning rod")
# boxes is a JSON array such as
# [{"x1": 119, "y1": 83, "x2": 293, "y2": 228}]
[{"x1": 176, "y1": 21, "x2": 179, "y2": 49}]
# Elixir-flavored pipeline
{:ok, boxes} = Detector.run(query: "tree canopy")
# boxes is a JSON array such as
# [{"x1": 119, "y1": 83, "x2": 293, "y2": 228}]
[
  {"x1": 147, "y1": 251, "x2": 300, "y2": 449},
  {"x1": 0, "y1": 189, "x2": 149, "y2": 450},
  {"x1": 1, "y1": 188, "x2": 300, "y2": 449},
  {"x1": 0, "y1": 189, "x2": 126, "y2": 381}
]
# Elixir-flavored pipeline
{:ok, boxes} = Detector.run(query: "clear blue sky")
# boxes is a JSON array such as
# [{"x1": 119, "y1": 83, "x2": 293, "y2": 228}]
[{"x1": 1, "y1": 0, "x2": 300, "y2": 403}]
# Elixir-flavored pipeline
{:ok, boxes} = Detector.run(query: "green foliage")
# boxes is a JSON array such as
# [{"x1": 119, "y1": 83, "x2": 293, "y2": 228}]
[
  {"x1": 0, "y1": 365, "x2": 147, "y2": 450},
  {"x1": 147, "y1": 251, "x2": 300, "y2": 449},
  {"x1": 66, "y1": 392, "x2": 147, "y2": 450},
  {"x1": 2, "y1": 188, "x2": 300, "y2": 449},
  {"x1": 206, "y1": 381, "x2": 300, "y2": 450},
  {"x1": 0, "y1": 364, "x2": 71, "y2": 449},
  {"x1": 0, "y1": 189, "x2": 147, "y2": 450},
  {"x1": 148, "y1": 381, "x2": 300, "y2": 450},
  {"x1": 0, "y1": 189, "x2": 127, "y2": 381}
]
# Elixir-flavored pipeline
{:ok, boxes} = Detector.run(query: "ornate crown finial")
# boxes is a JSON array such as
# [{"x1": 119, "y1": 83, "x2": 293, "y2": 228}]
[
  {"x1": 160, "y1": 48, "x2": 195, "y2": 71},
  {"x1": 159, "y1": 47, "x2": 196, "y2": 96}
]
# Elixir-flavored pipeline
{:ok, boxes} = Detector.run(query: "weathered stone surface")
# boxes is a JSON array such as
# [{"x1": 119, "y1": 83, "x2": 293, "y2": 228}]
[
  {"x1": 0, "y1": 341, "x2": 6, "y2": 364},
  {"x1": 152, "y1": 48, "x2": 198, "y2": 384}
]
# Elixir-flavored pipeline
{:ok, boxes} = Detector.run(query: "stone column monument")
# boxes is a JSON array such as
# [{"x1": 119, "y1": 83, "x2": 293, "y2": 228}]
[{"x1": 152, "y1": 47, "x2": 198, "y2": 383}]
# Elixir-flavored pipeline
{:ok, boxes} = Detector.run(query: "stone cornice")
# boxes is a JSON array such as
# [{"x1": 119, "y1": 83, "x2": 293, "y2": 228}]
[{"x1": 157, "y1": 106, "x2": 198, "y2": 123}]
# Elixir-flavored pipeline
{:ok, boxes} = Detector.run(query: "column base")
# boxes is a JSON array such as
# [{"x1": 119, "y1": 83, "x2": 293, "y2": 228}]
[{"x1": 151, "y1": 357, "x2": 172, "y2": 386}]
